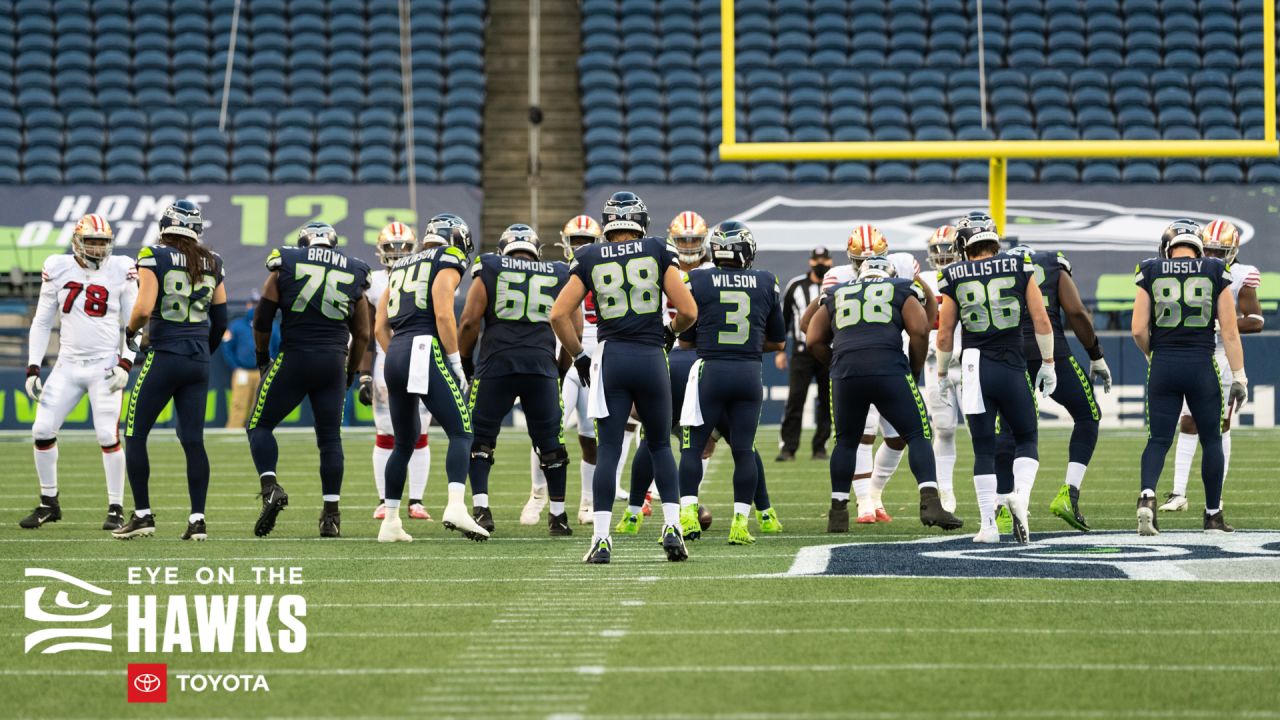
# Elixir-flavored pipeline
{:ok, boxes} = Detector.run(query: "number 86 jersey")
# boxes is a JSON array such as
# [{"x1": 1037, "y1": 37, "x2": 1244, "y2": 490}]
[
  {"x1": 1134, "y1": 256, "x2": 1230, "y2": 354},
  {"x1": 938, "y1": 254, "x2": 1036, "y2": 367}
]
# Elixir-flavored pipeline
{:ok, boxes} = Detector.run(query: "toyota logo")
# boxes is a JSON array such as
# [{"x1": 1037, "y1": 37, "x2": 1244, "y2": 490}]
[{"x1": 133, "y1": 674, "x2": 162, "y2": 693}]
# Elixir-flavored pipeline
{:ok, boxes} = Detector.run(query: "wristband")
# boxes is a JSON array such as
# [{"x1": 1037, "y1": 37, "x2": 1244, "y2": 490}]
[
  {"x1": 1086, "y1": 339, "x2": 1104, "y2": 361},
  {"x1": 1233, "y1": 368, "x2": 1248, "y2": 383},
  {"x1": 26, "y1": 364, "x2": 39, "y2": 377},
  {"x1": 935, "y1": 350, "x2": 951, "y2": 375},
  {"x1": 575, "y1": 350, "x2": 588, "y2": 361},
  {"x1": 447, "y1": 352, "x2": 462, "y2": 366},
  {"x1": 1035, "y1": 332, "x2": 1054, "y2": 362},
  {"x1": 118, "y1": 358, "x2": 132, "y2": 372}
]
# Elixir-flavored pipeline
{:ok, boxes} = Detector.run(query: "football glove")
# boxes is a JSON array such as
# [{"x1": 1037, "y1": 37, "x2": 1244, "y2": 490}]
[
  {"x1": 935, "y1": 374, "x2": 953, "y2": 403},
  {"x1": 126, "y1": 328, "x2": 144, "y2": 353},
  {"x1": 1089, "y1": 357, "x2": 1112, "y2": 393},
  {"x1": 24, "y1": 365, "x2": 42, "y2": 400},
  {"x1": 1035, "y1": 362, "x2": 1058, "y2": 397},
  {"x1": 1229, "y1": 369, "x2": 1248, "y2": 414},
  {"x1": 663, "y1": 325, "x2": 677, "y2": 352},
  {"x1": 446, "y1": 352, "x2": 469, "y2": 397},
  {"x1": 357, "y1": 373, "x2": 373, "y2": 406},
  {"x1": 106, "y1": 359, "x2": 132, "y2": 393},
  {"x1": 574, "y1": 351, "x2": 592, "y2": 388}
]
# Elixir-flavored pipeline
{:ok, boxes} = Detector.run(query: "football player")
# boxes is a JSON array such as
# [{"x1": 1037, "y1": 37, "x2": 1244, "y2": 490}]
[
  {"x1": 358, "y1": 222, "x2": 433, "y2": 522},
  {"x1": 458, "y1": 224, "x2": 575, "y2": 536},
  {"x1": 114, "y1": 200, "x2": 228, "y2": 540},
  {"x1": 936, "y1": 216, "x2": 1055, "y2": 544},
  {"x1": 550, "y1": 191, "x2": 698, "y2": 563},
  {"x1": 248, "y1": 222, "x2": 372, "y2": 539},
  {"x1": 995, "y1": 244, "x2": 1110, "y2": 532},
  {"x1": 1133, "y1": 220, "x2": 1246, "y2": 535},
  {"x1": 921, "y1": 225, "x2": 962, "y2": 512},
  {"x1": 673, "y1": 221, "x2": 786, "y2": 544},
  {"x1": 1161, "y1": 219, "x2": 1262, "y2": 513},
  {"x1": 809, "y1": 256, "x2": 962, "y2": 531},
  {"x1": 374, "y1": 213, "x2": 490, "y2": 542},
  {"x1": 20, "y1": 214, "x2": 138, "y2": 531}
]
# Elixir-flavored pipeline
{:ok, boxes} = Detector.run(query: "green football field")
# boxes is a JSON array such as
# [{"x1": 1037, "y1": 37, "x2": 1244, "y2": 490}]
[{"x1": 2, "y1": 426, "x2": 1278, "y2": 718}]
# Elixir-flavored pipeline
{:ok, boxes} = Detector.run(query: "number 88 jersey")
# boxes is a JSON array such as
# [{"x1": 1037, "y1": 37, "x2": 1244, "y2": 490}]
[
  {"x1": 938, "y1": 254, "x2": 1035, "y2": 366},
  {"x1": 1134, "y1": 256, "x2": 1230, "y2": 354},
  {"x1": 568, "y1": 236, "x2": 677, "y2": 347},
  {"x1": 822, "y1": 276, "x2": 922, "y2": 378}
]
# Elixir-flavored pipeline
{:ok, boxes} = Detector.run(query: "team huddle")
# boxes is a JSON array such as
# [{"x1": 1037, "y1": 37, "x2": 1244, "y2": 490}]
[{"x1": 19, "y1": 193, "x2": 1259, "y2": 562}]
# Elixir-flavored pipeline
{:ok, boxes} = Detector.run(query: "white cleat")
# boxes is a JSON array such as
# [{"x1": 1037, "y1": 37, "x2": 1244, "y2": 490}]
[
  {"x1": 372, "y1": 503, "x2": 386, "y2": 520},
  {"x1": 940, "y1": 489, "x2": 957, "y2": 513},
  {"x1": 442, "y1": 502, "x2": 490, "y2": 541},
  {"x1": 577, "y1": 497, "x2": 594, "y2": 525},
  {"x1": 378, "y1": 515, "x2": 412, "y2": 543},
  {"x1": 520, "y1": 487, "x2": 549, "y2": 525},
  {"x1": 1006, "y1": 493, "x2": 1030, "y2": 544},
  {"x1": 1158, "y1": 493, "x2": 1188, "y2": 512},
  {"x1": 972, "y1": 524, "x2": 1000, "y2": 543},
  {"x1": 1137, "y1": 505, "x2": 1160, "y2": 536}
]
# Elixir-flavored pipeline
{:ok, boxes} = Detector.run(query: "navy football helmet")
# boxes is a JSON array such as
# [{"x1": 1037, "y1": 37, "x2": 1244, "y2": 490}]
[
  {"x1": 158, "y1": 199, "x2": 204, "y2": 242},
  {"x1": 297, "y1": 221, "x2": 337, "y2": 248},
  {"x1": 601, "y1": 191, "x2": 649, "y2": 235},
  {"x1": 1159, "y1": 218, "x2": 1204, "y2": 258},
  {"x1": 709, "y1": 220, "x2": 756, "y2": 269},
  {"x1": 497, "y1": 223, "x2": 542, "y2": 259},
  {"x1": 857, "y1": 255, "x2": 897, "y2": 279},
  {"x1": 422, "y1": 213, "x2": 474, "y2": 256}
]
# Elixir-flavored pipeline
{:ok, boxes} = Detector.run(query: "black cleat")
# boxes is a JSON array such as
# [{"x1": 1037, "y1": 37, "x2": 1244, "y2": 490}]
[
  {"x1": 1137, "y1": 494, "x2": 1160, "y2": 536},
  {"x1": 811, "y1": 448, "x2": 828, "y2": 461},
  {"x1": 548, "y1": 512, "x2": 573, "y2": 536},
  {"x1": 102, "y1": 504, "x2": 124, "y2": 531},
  {"x1": 319, "y1": 509, "x2": 341, "y2": 538},
  {"x1": 661, "y1": 524, "x2": 689, "y2": 562},
  {"x1": 19, "y1": 495, "x2": 61, "y2": 529},
  {"x1": 472, "y1": 505, "x2": 495, "y2": 533},
  {"x1": 583, "y1": 536, "x2": 612, "y2": 564},
  {"x1": 774, "y1": 449, "x2": 796, "y2": 462},
  {"x1": 827, "y1": 498, "x2": 850, "y2": 533},
  {"x1": 181, "y1": 518, "x2": 207, "y2": 541},
  {"x1": 254, "y1": 483, "x2": 289, "y2": 537},
  {"x1": 919, "y1": 487, "x2": 964, "y2": 530},
  {"x1": 112, "y1": 512, "x2": 156, "y2": 539},
  {"x1": 1203, "y1": 510, "x2": 1235, "y2": 533}
]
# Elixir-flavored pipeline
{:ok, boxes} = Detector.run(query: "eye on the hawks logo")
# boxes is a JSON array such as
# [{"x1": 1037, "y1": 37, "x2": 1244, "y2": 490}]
[
  {"x1": 783, "y1": 531, "x2": 1280, "y2": 582},
  {"x1": 128, "y1": 663, "x2": 168, "y2": 703},
  {"x1": 23, "y1": 568, "x2": 113, "y2": 654}
]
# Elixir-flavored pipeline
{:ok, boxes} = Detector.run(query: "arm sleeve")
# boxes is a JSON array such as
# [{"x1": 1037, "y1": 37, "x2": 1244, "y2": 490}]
[
  {"x1": 207, "y1": 302, "x2": 228, "y2": 353},
  {"x1": 27, "y1": 276, "x2": 59, "y2": 367},
  {"x1": 766, "y1": 287, "x2": 786, "y2": 343},
  {"x1": 117, "y1": 267, "x2": 139, "y2": 363}
]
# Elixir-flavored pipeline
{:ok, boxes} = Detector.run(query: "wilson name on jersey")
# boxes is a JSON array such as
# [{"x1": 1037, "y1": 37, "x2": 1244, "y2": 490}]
[
  {"x1": 687, "y1": 267, "x2": 785, "y2": 361},
  {"x1": 385, "y1": 245, "x2": 469, "y2": 337},
  {"x1": 1135, "y1": 256, "x2": 1230, "y2": 354},
  {"x1": 822, "y1": 277, "x2": 922, "y2": 378},
  {"x1": 36, "y1": 255, "x2": 137, "y2": 361},
  {"x1": 136, "y1": 244, "x2": 224, "y2": 355},
  {"x1": 569, "y1": 237, "x2": 677, "y2": 347},
  {"x1": 266, "y1": 246, "x2": 371, "y2": 351},
  {"x1": 471, "y1": 253, "x2": 569, "y2": 378},
  {"x1": 938, "y1": 254, "x2": 1034, "y2": 366}
]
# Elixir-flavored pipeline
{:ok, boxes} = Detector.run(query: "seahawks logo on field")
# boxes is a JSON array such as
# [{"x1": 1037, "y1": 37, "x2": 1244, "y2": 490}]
[{"x1": 784, "y1": 532, "x2": 1280, "y2": 582}]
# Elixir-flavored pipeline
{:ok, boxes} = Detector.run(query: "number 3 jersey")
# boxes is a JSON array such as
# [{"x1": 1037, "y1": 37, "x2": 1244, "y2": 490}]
[
  {"x1": 266, "y1": 245, "x2": 371, "y2": 352},
  {"x1": 136, "y1": 244, "x2": 224, "y2": 357},
  {"x1": 569, "y1": 236, "x2": 678, "y2": 347},
  {"x1": 686, "y1": 267, "x2": 785, "y2": 361},
  {"x1": 30, "y1": 254, "x2": 138, "y2": 364},
  {"x1": 1134, "y1": 256, "x2": 1230, "y2": 354},
  {"x1": 938, "y1": 254, "x2": 1035, "y2": 367},
  {"x1": 821, "y1": 276, "x2": 923, "y2": 378},
  {"x1": 471, "y1": 252, "x2": 569, "y2": 378}
]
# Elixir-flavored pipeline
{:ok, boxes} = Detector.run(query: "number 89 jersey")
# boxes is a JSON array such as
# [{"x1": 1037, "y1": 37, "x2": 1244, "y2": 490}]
[
  {"x1": 568, "y1": 236, "x2": 677, "y2": 347},
  {"x1": 266, "y1": 246, "x2": 371, "y2": 351},
  {"x1": 136, "y1": 244, "x2": 224, "y2": 358},
  {"x1": 938, "y1": 254, "x2": 1035, "y2": 366},
  {"x1": 1134, "y1": 256, "x2": 1230, "y2": 354},
  {"x1": 822, "y1": 277, "x2": 922, "y2": 378},
  {"x1": 471, "y1": 252, "x2": 569, "y2": 378}
]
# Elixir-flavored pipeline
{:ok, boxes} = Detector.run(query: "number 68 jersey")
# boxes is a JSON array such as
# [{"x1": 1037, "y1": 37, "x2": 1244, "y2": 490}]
[
  {"x1": 938, "y1": 254, "x2": 1036, "y2": 367},
  {"x1": 32, "y1": 254, "x2": 138, "y2": 363},
  {"x1": 1134, "y1": 256, "x2": 1230, "y2": 354}
]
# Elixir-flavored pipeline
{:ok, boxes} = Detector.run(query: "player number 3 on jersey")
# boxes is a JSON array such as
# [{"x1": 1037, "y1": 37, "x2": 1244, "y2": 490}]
[
  {"x1": 833, "y1": 283, "x2": 893, "y2": 328},
  {"x1": 955, "y1": 277, "x2": 1020, "y2": 333},
  {"x1": 161, "y1": 270, "x2": 214, "y2": 322},
  {"x1": 592, "y1": 256, "x2": 661, "y2": 320},
  {"x1": 1152, "y1": 276, "x2": 1213, "y2": 328}
]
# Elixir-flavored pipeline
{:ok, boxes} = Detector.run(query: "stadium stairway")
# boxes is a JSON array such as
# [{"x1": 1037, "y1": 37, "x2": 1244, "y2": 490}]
[{"x1": 481, "y1": 0, "x2": 585, "y2": 246}]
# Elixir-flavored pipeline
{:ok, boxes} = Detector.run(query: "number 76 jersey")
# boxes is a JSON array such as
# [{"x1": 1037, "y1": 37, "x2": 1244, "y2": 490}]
[
  {"x1": 266, "y1": 246, "x2": 371, "y2": 351},
  {"x1": 1134, "y1": 256, "x2": 1230, "y2": 354},
  {"x1": 938, "y1": 254, "x2": 1036, "y2": 366}
]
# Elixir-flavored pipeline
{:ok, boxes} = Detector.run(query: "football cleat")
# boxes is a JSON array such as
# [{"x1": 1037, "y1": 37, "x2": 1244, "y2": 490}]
[
  {"x1": 407, "y1": 503, "x2": 432, "y2": 521},
  {"x1": 874, "y1": 506, "x2": 893, "y2": 523},
  {"x1": 520, "y1": 487, "x2": 548, "y2": 525},
  {"x1": 373, "y1": 502, "x2": 387, "y2": 520},
  {"x1": 319, "y1": 509, "x2": 341, "y2": 538},
  {"x1": 19, "y1": 496, "x2": 61, "y2": 529},
  {"x1": 442, "y1": 503, "x2": 490, "y2": 541},
  {"x1": 254, "y1": 483, "x2": 289, "y2": 537},
  {"x1": 641, "y1": 493, "x2": 652, "y2": 516},
  {"x1": 1050, "y1": 484, "x2": 1090, "y2": 531},
  {"x1": 577, "y1": 497, "x2": 593, "y2": 525},
  {"x1": 756, "y1": 507, "x2": 784, "y2": 534},
  {"x1": 679, "y1": 504, "x2": 701, "y2": 540},
  {"x1": 855, "y1": 497, "x2": 877, "y2": 524},
  {"x1": 995, "y1": 504, "x2": 1013, "y2": 535},
  {"x1": 112, "y1": 512, "x2": 156, "y2": 539},
  {"x1": 615, "y1": 510, "x2": 642, "y2": 535},
  {"x1": 102, "y1": 504, "x2": 124, "y2": 531},
  {"x1": 1203, "y1": 510, "x2": 1235, "y2": 533},
  {"x1": 727, "y1": 513, "x2": 756, "y2": 545},
  {"x1": 827, "y1": 499, "x2": 850, "y2": 533},
  {"x1": 1006, "y1": 494, "x2": 1030, "y2": 544},
  {"x1": 472, "y1": 506, "x2": 495, "y2": 533},
  {"x1": 181, "y1": 518, "x2": 207, "y2": 541},
  {"x1": 661, "y1": 525, "x2": 689, "y2": 561},
  {"x1": 1158, "y1": 493, "x2": 1188, "y2": 512},
  {"x1": 919, "y1": 487, "x2": 964, "y2": 530},
  {"x1": 583, "y1": 536, "x2": 612, "y2": 564},
  {"x1": 378, "y1": 514, "x2": 413, "y2": 543},
  {"x1": 1137, "y1": 495, "x2": 1160, "y2": 536},
  {"x1": 548, "y1": 512, "x2": 573, "y2": 536},
  {"x1": 972, "y1": 524, "x2": 1000, "y2": 543},
  {"x1": 940, "y1": 489, "x2": 957, "y2": 513}
]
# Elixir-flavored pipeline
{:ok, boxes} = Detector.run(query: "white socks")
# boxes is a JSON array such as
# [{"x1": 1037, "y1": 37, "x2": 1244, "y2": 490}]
[
  {"x1": 871, "y1": 444, "x2": 904, "y2": 496},
  {"x1": 934, "y1": 430, "x2": 956, "y2": 496},
  {"x1": 1172, "y1": 431, "x2": 1196, "y2": 496},
  {"x1": 680, "y1": 495, "x2": 697, "y2": 508},
  {"x1": 550, "y1": 500, "x2": 565, "y2": 515},
  {"x1": 974, "y1": 474, "x2": 997, "y2": 527},
  {"x1": 102, "y1": 448, "x2": 125, "y2": 505},
  {"x1": 447, "y1": 482, "x2": 465, "y2": 506},
  {"x1": 473, "y1": 493, "x2": 489, "y2": 508},
  {"x1": 189, "y1": 513, "x2": 203, "y2": 522},
  {"x1": 1013, "y1": 456, "x2": 1039, "y2": 506},
  {"x1": 831, "y1": 491, "x2": 850, "y2": 502},
  {"x1": 852, "y1": 478, "x2": 871, "y2": 503},
  {"x1": 322, "y1": 494, "x2": 339, "y2": 502},
  {"x1": 34, "y1": 444, "x2": 58, "y2": 495},
  {"x1": 854, "y1": 442, "x2": 874, "y2": 477},
  {"x1": 593, "y1": 511, "x2": 611, "y2": 540},
  {"x1": 409, "y1": 446, "x2": 429, "y2": 501},
  {"x1": 1065, "y1": 461, "x2": 1087, "y2": 490},
  {"x1": 580, "y1": 460, "x2": 595, "y2": 500},
  {"x1": 700, "y1": 457, "x2": 709, "y2": 484},
  {"x1": 1222, "y1": 431, "x2": 1232, "y2": 479},
  {"x1": 661, "y1": 500, "x2": 680, "y2": 527},
  {"x1": 530, "y1": 449, "x2": 548, "y2": 491},
  {"x1": 373, "y1": 444, "x2": 391, "y2": 499},
  {"x1": 733, "y1": 501, "x2": 750, "y2": 516}
]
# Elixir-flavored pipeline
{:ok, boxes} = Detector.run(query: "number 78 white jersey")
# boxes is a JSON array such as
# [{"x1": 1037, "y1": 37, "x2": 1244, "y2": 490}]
[{"x1": 29, "y1": 254, "x2": 137, "y2": 365}]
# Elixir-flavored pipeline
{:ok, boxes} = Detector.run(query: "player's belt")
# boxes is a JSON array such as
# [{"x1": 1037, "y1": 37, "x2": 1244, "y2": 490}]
[{"x1": 58, "y1": 354, "x2": 116, "y2": 366}]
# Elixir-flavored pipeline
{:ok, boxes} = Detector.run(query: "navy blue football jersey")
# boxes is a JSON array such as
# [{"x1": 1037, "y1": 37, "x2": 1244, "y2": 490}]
[
  {"x1": 135, "y1": 243, "x2": 224, "y2": 358},
  {"x1": 1017, "y1": 249, "x2": 1071, "y2": 357},
  {"x1": 822, "y1": 277, "x2": 923, "y2": 378},
  {"x1": 1135, "y1": 256, "x2": 1230, "y2": 353},
  {"x1": 568, "y1": 236, "x2": 677, "y2": 347},
  {"x1": 471, "y1": 252, "x2": 569, "y2": 378},
  {"x1": 385, "y1": 245, "x2": 469, "y2": 337},
  {"x1": 939, "y1": 254, "x2": 1035, "y2": 366},
  {"x1": 686, "y1": 267, "x2": 784, "y2": 361},
  {"x1": 266, "y1": 245, "x2": 371, "y2": 352}
]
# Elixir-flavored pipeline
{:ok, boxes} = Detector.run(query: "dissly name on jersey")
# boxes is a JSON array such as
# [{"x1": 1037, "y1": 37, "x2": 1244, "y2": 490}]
[
  {"x1": 1160, "y1": 259, "x2": 1208, "y2": 273},
  {"x1": 710, "y1": 273, "x2": 759, "y2": 289},
  {"x1": 947, "y1": 256, "x2": 1024, "y2": 278},
  {"x1": 304, "y1": 247, "x2": 349, "y2": 268},
  {"x1": 599, "y1": 240, "x2": 644, "y2": 258}
]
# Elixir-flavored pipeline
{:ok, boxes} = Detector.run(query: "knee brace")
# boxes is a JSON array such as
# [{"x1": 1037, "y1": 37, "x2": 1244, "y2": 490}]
[
  {"x1": 34, "y1": 437, "x2": 57, "y2": 450},
  {"x1": 470, "y1": 440, "x2": 496, "y2": 465},
  {"x1": 101, "y1": 441, "x2": 121, "y2": 453},
  {"x1": 415, "y1": 433, "x2": 429, "y2": 449},
  {"x1": 537, "y1": 444, "x2": 570, "y2": 471}
]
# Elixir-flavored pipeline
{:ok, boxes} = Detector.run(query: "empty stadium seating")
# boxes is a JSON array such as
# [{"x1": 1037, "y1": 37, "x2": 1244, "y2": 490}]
[
  {"x1": 578, "y1": 0, "x2": 1276, "y2": 184},
  {"x1": 0, "y1": 0, "x2": 486, "y2": 184}
]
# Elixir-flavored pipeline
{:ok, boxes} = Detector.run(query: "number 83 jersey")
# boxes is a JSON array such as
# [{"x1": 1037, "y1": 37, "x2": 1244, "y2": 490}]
[
  {"x1": 1134, "y1": 256, "x2": 1230, "y2": 354},
  {"x1": 569, "y1": 236, "x2": 677, "y2": 347},
  {"x1": 938, "y1": 254, "x2": 1035, "y2": 367},
  {"x1": 266, "y1": 246, "x2": 371, "y2": 351},
  {"x1": 471, "y1": 252, "x2": 569, "y2": 378}
]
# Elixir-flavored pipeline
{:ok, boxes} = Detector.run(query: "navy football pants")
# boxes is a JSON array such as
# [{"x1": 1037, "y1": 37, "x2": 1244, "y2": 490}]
[
  {"x1": 124, "y1": 350, "x2": 210, "y2": 513},
  {"x1": 1141, "y1": 351, "x2": 1224, "y2": 510},
  {"x1": 679, "y1": 360, "x2": 763, "y2": 506},
  {"x1": 996, "y1": 354, "x2": 1099, "y2": 487},
  {"x1": 247, "y1": 350, "x2": 347, "y2": 498},
  {"x1": 965, "y1": 356, "x2": 1038, "y2": 495},
  {"x1": 383, "y1": 338, "x2": 473, "y2": 502},
  {"x1": 593, "y1": 342, "x2": 678, "y2": 512},
  {"x1": 830, "y1": 372, "x2": 935, "y2": 495},
  {"x1": 468, "y1": 373, "x2": 566, "y2": 502}
]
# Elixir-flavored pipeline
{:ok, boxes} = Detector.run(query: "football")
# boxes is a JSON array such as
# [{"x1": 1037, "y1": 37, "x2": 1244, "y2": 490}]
[{"x1": 698, "y1": 504, "x2": 713, "y2": 531}]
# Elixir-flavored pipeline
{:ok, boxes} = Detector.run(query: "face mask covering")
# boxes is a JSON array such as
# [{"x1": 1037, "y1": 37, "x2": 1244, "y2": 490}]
[{"x1": 811, "y1": 263, "x2": 830, "y2": 279}]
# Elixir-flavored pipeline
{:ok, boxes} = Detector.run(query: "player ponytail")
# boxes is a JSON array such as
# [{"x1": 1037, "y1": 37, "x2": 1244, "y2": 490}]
[{"x1": 160, "y1": 234, "x2": 216, "y2": 285}]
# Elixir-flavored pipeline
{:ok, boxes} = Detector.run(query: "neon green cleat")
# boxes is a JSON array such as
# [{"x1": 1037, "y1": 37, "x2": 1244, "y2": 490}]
[
  {"x1": 614, "y1": 510, "x2": 642, "y2": 535},
  {"x1": 679, "y1": 503, "x2": 702, "y2": 540},
  {"x1": 996, "y1": 504, "x2": 1013, "y2": 535},
  {"x1": 728, "y1": 513, "x2": 756, "y2": 545},
  {"x1": 756, "y1": 507, "x2": 783, "y2": 534},
  {"x1": 1049, "y1": 483, "x2": 1090, "y2": 531}
]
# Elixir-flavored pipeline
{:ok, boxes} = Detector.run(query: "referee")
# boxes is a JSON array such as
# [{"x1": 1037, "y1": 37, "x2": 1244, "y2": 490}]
[{"x1": 776, "y1": 246, "x2": 834, "y2": 461}]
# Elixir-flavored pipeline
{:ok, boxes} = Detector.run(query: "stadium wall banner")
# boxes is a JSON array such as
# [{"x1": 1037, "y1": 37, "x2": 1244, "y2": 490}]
[
  {"x1": 3, "y1": 335, "x2": 1278, "y2": 431},
  {"x1": 0, "y1": 185, "x2": 483, "y2": 299}
]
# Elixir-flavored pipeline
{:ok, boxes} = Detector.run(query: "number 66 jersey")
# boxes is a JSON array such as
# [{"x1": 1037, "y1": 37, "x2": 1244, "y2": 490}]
[{"x1": 32, "y1": 253, "x2": 138, "y2": 363}]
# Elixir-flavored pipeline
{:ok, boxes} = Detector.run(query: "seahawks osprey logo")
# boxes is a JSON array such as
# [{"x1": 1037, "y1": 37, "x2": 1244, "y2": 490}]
[{"x1": 783, "y1": 532, "x2": 1280, "y2": 582}]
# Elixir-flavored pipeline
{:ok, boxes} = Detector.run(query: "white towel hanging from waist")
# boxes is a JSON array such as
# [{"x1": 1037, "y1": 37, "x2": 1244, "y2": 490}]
[
  {"x1": 679, "y1": 358, "x2": 705, "y2": 427},
  {"x1": 586, "y1": 341, "x2": 609, "y2": 419},
  {"x1": 407, "y1": 335, "x2": 435, "y2": 395},
  {"x1": 960, "y1": 347, "x2": 986, "y2": 415}
]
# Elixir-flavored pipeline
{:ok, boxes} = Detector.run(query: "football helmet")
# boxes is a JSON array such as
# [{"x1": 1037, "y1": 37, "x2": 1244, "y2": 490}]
[
  {"x1": 601, "y1": 191, "x2": 649, "y2": 235},
  {"x1": 846, "y1": 224, "x2": 889, "y2": 268},
  {"x1": 297, "y1": 221, "x2": 337, "y2": 248},
  {"x1": 709, "y1": 220, "x2": 756, "y2": 269},
  {"x1": 955, "y1": 210, "x2": 995, "y2": 232},
  {"x1": 1201, "y1": 219, "x2": 1241, "y2": 264},
  {"x1": 158, "y1": 199, "x2": 204, "y2": 241},
  {"x1": 667, "y1": 211, "x2": 709, "y2": 265},
  {"x1": 376, "y1": 221, "x2": 417, "y2": 265},
  {"x1": 558, "y1": 214, "x2": 602, "y2": 260},
  {"x1": 422, "y1": 213, "x2": 474, "y2": 256},
  {"x1": 926, "y1": 225, "x2": 959, "y2": 270},
  {"x1": 1005, "y1": 244, "x2": 1034, "y2": 261},
  {"x1": 1159, "y1": 218, "x2": 1204, "y2": 258},
  {"x1": 71, "y1": 214, "x2": 114, "y2": 270},
  {"x1": 858, "y1": 255, "x2": 897, "y2": 279},
  {"x1": 498, "y1": 223, "x2": 542, "y2": 259}
]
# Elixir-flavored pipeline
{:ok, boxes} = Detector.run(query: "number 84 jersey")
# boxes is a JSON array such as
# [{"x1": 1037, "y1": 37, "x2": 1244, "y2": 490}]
[
  {"x1": 34, "y1": 254, "x2": 138, "y2": 362},
  {"x1": 938, "y1": 254, "x2": 1036, "y2": 367}
]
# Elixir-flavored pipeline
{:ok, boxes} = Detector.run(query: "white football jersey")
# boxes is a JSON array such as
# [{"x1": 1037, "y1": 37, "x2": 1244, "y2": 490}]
[
  {"x1": 30, "y1": 254, "x2": 137, "y2": 364},
  {"x1": 821, "y1": 252, "x2": 920, "y2": 291},
  {"x1": 366, "y1": 268, "x2": 389, "y2": 357},
  {"x1": 1216, "y1": 262, "x2": 1261, "y2": 352}
]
